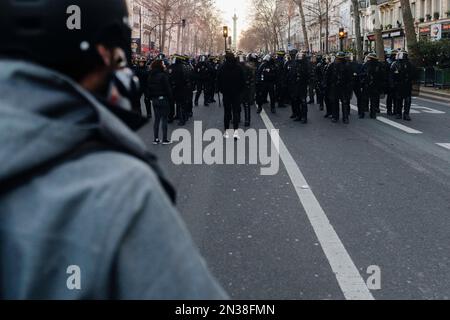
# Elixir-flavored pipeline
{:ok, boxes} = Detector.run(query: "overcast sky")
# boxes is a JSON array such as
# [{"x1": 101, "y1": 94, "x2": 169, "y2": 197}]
[{"x1": 214, "y1": 0, "x2": 251, "y2": 40}]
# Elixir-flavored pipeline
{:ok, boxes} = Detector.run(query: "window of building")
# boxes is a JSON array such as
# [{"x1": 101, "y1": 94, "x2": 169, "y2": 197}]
[
  {"x1": 427, "y1": 0, "x2": 432, "y2": 16},
  {"x1": 434, "y1": 0, "x2": 440, "y2": 15},
  {"x1": 420, "y1": 0, "x2": 425, "y2": 18},
  {"x1": 411, "y1": 3, "x2": 416, "y2": 19}
]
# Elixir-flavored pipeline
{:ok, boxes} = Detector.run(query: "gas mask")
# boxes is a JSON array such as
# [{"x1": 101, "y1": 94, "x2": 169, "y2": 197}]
[{"x1": 105, "y1": 48, "x2": 141, "y2": 112}]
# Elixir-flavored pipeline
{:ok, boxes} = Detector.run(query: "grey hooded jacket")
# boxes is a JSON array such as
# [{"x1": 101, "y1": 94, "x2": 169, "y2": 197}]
[{"x1": 0, "y1": 60, "x2": 227, "y2": 300}]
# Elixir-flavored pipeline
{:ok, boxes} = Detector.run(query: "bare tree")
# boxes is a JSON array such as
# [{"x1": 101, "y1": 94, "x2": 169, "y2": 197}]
[
  {"x1": 292, "y1": 0, "x2": 310, "y2": 50},
  {"x1": 351, "y1": 0, "x2": 363, "y2": 61},
  {"x1": 399, "y1": 0, "x2": 419, "y2": 63}
]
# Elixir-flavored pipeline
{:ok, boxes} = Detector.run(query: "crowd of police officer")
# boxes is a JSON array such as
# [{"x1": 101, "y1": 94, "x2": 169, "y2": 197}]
[{"x1": 131, "y1": 47, "x2": 416, "y2": 134}]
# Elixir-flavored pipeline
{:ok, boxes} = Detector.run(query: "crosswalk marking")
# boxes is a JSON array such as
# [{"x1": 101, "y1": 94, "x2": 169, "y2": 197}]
[
  {"x1": 436, "y1": 143, "x2": 450, "y2": 150},
  {"x1": 350, "y1": 105, "x2": 423, "y2": 134}
]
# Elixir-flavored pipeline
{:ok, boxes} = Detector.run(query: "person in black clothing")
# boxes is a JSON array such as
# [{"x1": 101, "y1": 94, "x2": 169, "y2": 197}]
[
  {"x1": 239, "y1": 53, "x2": 258, "y2": 127},
  {"x1": 168, "y1": 55, "x2": 188, "y2": 126},
  {"x1": 385, "y1": 50, "x2": 398, "y2": 116},
  {"x1": 285, "y1": 51, "x2": 310, "y2": 123},
  {"x1": 348, "y1": 55, "x2": 364, "y2": 117},
  {"x1": 390, "y1": 51, "x2": 415, "y2": 121},
  {"x1": 133, "y1": 56, "x2": 152, "y2": 117},
  {"x1": 325, "y1": 52, "x2": 353, "y2": 124},
  {"x1": 194, "y1": 55, "x2": 212, "y2": 106},
  {"x1": 147, "y1": 59, "x2": 173, "y2": 145},
  {"x1": 256, "y1": 54, "x2": 277, "y2": 114},
  {"x1": 217, "y1": 52, "x2": 246, "y2": 139},
  {"x1": 314, "y1": 55, "x2": 326, "y2": 111},
  {"x1": 275, "y1": 50, "x2": 287, "y2": 108},
  {"x1": 360, "y1": 53, "x2": 385, "y2": 119}
]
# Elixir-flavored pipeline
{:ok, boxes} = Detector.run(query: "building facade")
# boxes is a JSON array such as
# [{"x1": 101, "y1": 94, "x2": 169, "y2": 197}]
[{"x1": 127, "y1": 0, "x2": 158, "y2": 56}]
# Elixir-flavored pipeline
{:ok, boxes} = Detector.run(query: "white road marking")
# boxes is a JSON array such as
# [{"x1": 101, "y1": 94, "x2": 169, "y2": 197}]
[
  {"x1": 350, "y1": 105, "x2": 423, "y2": 134},
  {"x1": 411, "y1": 105, "x2": 445, "y2": 114},
  {"x1": 413, "y1": 96, "x2": 450, "y2": 107},
  {"x1": 380, "y1": 103, "x2": 420, "y2": 114},
  {"x1": 260, "y1": 109, "x2": 375, "y2": 300},
  {"x1": 436, "y1": 143, "x2": 450, "y2": 150}
]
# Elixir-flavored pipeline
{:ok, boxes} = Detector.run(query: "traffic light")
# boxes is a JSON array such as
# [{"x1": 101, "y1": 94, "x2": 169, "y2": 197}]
[
  {"x1": 339, "y1": 28, "x2": 345, "y2": 39},
  {"x1": 223, "y1": 26, "x2": 228, "y2": 38}
]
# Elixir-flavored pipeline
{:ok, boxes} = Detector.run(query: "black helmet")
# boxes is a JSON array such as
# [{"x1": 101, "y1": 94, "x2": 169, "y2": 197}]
[
  {"x1": 289, "y1": 49, "x2": 298, "y2": 58},
  {"x1": 0, "y1": 0, "x2": 131, "y2": 75}
]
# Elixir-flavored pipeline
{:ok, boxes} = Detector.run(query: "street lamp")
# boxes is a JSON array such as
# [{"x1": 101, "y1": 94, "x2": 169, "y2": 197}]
[{"x1": 223, "y1": 26, "x2": 229, "y2": 51}]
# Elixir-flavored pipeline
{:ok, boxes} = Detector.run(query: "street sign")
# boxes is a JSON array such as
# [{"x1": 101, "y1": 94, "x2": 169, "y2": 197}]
[{"x1": 431, "y1": 23, "x2": 442, "y2": 41}]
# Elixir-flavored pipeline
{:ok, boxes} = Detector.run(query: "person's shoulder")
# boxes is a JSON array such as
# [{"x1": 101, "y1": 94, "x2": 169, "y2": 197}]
[{"x1": 58, "y1": 150, "x2": 163, "y2": 198}]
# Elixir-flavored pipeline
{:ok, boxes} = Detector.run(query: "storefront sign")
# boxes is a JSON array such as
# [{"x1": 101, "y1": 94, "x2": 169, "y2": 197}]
[
  {"x1": 390, "y1": 31, "x2": 402, "y2": 37},
  {"x1": 419, "y1": 26, "x2": 431, "y2": 35},
  {"x1": 443, "y1": 23, "x2": 450, "y2": 31},
  {"x1": 131, "y1": 38, "x2": 141, "y2": 54},
  {"x1": 431, "y1": 24, "x2": 442, "y2": 41}
]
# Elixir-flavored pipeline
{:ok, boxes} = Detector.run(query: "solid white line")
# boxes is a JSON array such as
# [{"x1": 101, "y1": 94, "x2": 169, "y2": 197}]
[
  {"x1": 350, "y1": 105, "x2": 423, "y2": 134},
  {"x1": 259, "y1": 110, "x2": 374, "y2": 300},
  {"x1": 436, "y1": 143, "x2": 450, "y2": 150}
]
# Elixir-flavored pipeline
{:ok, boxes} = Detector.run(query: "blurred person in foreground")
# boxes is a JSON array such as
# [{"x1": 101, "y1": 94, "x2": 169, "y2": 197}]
[{"x1": 0, "y1": 0, "x2": 226, "y2": 300}]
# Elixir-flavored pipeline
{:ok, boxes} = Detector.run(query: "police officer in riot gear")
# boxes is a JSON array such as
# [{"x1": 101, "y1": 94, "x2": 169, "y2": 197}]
[
  {"x1": 132, "y1": 56, "x2": 151, "y2": 117},
  {"x1": 314, "y1": 54, "x2": 326, "y2": 111},
  {"x1": 256, "y1": 54, "x2": 277, "y2": 114},
  {"x1": 275, "y1": 50, "x2": 288, "y2": 108},
  {"x1": 348, "y1": 54, "x2": 363, "y2": 117},
  {"x1": 194, "y1": 55, "x2": 212, "y2": 107},
  {"x1": 360, "y1": 53, "x2": 385, "y2": 119},
  {"x1": 325, "y1": 52, "x2": 353, "y2": 124},
  {"x1": 385, "y1": 50, "x2": 398, "y2": 115},
  {"x1": 240, "y1": 53, "x2": 258, "y2": 127},
  {"x1": 390, "y1": 51, "x2": 415, "y2": 121},
  {"x1": 285, "y1": 51, "x2": 310, "y2": 123},
  {"x1": 169, "y1": 54, "x2": 188, "y2": 125},
  {"x1": 183, "y1": 55, "x2": 195, "y2": 119}
]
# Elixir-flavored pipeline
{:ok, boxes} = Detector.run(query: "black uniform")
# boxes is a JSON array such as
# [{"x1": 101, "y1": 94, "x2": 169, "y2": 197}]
[
  {"x1": 322, "y1": 61, "x2": 333, "y2": 118},
  {"x1": 325, "y1": 59, "x2": 353, "y2": 123},
  {"x1": 240, "y1": 60, "x2": 257, "y2": 127},
  {"x1": 194, "y1": 60, "x2": 212, "y2": 106},
  {"x1": 360, "y1": 59, "x2": 384, "y2": 118},
  {"x1": 307, "y1": 57, "x2": 315, "y2": 104},
  {"x1": 315, "y1": 58, "x2": 326, "y2": 110},
  {"x1": 217, "y1": 57, "x2": 246, "y2": 131},
  {"x1": 390, "y1": 58, "x2": 415, "y2": 120},
  {"x1": 385, "y1": 56, "x2": 397, "y2": 115},
  {"x1": 133, "y1": 63, "x2": 151, "y2": 117},
  {"x1": 275, "y1": 56, "x2": 287, "y2": 108},
  {"x1": 256, "y1": 59, "x2": 277, "y2": 113},
  {"x1": 349, "y1": 60, "x2": 363, "y2": 116},
  {"x1": 285, "y1": 58, "x2": 310, "y2": 122},
  {"x1": 184, "y1": 59, "x2": 195, "y2": 119},
  {"x1": 168, "y1": 60, "x2": 188, "y2": 125}
]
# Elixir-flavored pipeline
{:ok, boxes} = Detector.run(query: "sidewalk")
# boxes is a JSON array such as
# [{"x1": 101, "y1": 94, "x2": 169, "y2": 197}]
[{"x1": 419, "y1": 86, "x2": 450, "y2": 104}]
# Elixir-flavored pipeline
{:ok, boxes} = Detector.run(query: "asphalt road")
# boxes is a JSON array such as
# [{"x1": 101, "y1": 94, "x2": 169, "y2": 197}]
[{"x1": 137, "y1": 93, "x2": 450, "y2": 300}]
